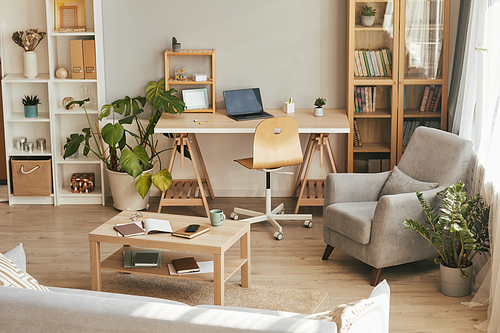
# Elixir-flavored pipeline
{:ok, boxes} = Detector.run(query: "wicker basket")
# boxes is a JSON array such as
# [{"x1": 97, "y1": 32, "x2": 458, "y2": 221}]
[{"x1": 11, "y1": 157, "x2": 52, "y2": 196}]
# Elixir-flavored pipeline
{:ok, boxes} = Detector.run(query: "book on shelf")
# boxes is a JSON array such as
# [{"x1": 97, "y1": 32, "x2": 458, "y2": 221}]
[
  {"x1": 359, "y1": 51, "x2": 368, "y2": 77},
  {"x1": 354, "y1": 50, "x2": 364, "y2": 77},
  {"x1": 353, "y1": 120, "x2": 363, "y2": 147},
  {"x1": 424, "y1": 86, "x2": 435, "y2": 112},
  {"x1": 172, "y1": 225, "x2": 210, "y2": 239},
  {"x1": 419, "y1": 86, "x2": 431, "y2": 112},
  {"x1": 431, "y1": 86, "x2": 442, "y2": 112},
  {"x1": 369, "y1": 51, "x2": 380, "y2": 77},
  {"x1": 375, "y1": 51, "x2": 385, "y2": 77},
  {"x1": 354, "y1": 86, "x2": 376, "y2": 113},
  {"x1": 114, "y1": 218, "x2": 173, "y2": 237},
  {"x1": 171, "y1": 257, "x2": 200, "y2": 274},
  {"x1": 123, "y1": 250, "x2": 162, "y2": 268},
  {"x1": 168, "y1": 260, "x2": 214, "y2": 276},
  {"x1": 362, "y1": 51, "x2": 371, "y2": 77},
  {"x1": 372, "y1": 86, "x2": 377, "y2": 112},
  {"x1": 378, "y1": 50, "x2": 388, "y2": 77}
]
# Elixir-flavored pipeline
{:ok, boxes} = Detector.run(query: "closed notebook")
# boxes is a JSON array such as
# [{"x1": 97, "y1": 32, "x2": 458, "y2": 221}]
[
  {"x1": 172, "y1": 225, "x2": 210, "y2": 239},
  {"x1": 114, "y1": 223, "x2": 145, "y2": 237},
  {"x1": 171, "y1": 257, "x2": 200, "y2": 274}
]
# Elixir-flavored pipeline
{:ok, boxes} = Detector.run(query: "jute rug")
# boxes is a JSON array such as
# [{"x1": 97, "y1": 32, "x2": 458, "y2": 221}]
[{"x1": 103, "y1": 273, "x2": 327, "y2": 314}]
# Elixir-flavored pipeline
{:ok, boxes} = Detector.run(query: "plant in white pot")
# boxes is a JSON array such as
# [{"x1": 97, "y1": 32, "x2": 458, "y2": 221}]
[
  {"x1": 402, "y1": 182, "x2": 490, "y2": 297},
  {"x1": 63, "y1": 78, "x2": 186, "y2": 210},
  {"x1": 360, "y1": 6, "x2": 377, "y2": 27},
  {"x1": 314, "y1": 97, "x2": 326, "y2": 117}
]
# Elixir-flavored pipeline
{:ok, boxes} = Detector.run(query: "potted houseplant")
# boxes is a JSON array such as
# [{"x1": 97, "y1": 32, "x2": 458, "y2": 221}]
[
  {"x1": 172, "y1": 37, "x2": 181, "y2": 52},
  {"x1": 402, "y1": 182, "x2": 490, "y2": 297},
  {"x1": 314, "y1": 97, "x2": 326, "y2": 117},
  {"x1": 22, "y1": 95, "x2": 41, "y2": 118},
  {"x1": 360, "y1": 6, "x2": 377, "y2": 27},
  {"x1": 63, "y1": 78, "x2": 186, "y2": 210},
  {"x1": 12, "y1": 29, "x2": 46, "y2": 79}
]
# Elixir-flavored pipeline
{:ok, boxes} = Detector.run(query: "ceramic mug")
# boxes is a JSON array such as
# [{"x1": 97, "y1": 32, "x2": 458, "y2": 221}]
[{"x1": 210, "y1": 209, "x2": 225, "y2": 226}]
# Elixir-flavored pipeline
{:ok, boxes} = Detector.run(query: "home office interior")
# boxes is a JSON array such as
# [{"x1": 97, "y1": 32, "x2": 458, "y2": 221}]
[{"x1": 1, "y1": 1, "x2": 499, "y2": 333}]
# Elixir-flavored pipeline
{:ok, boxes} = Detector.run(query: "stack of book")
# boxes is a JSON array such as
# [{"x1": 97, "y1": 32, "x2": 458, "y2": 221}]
[
  {"x1": 419, "y1": 85, "x2": 442, "y2": 112},
  {"x1": 354, "y1": 49, "x2": 392, "y2": 78},
  {"x1": 354, "y1": 86, "x2": 377, "y2": 112}
]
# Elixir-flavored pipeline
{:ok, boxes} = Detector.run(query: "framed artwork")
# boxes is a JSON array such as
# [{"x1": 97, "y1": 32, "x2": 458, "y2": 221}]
[
  {"x1": 182, "y1": 88, "x2": 209, "y2": 110},
  {"x1": 55, "y1": 0, "x2": 85, "y2": 30}
]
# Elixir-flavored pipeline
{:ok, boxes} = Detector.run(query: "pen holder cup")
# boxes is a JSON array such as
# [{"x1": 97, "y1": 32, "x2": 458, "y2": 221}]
[{"x1": 283, "y1": 102, "x2": 295, "y2": 114}]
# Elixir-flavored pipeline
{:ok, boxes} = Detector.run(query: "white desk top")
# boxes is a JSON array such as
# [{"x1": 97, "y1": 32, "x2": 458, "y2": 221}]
[{"x1": 155, "y1": 108, "x2": 350, "y2": 134}]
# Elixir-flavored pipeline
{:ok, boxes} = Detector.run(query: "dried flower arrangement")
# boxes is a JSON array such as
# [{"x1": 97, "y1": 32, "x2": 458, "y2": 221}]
[{"x1": 12, "y1": 29, "x2": 47, "y2": 51}]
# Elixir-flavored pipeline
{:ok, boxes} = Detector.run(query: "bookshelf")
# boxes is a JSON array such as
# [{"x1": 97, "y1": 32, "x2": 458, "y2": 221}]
[{"x1": 346, "y1": 0, "x2": 450, "y2": 172}]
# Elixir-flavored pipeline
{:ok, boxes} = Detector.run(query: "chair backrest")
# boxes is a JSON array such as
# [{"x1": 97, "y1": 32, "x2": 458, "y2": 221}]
[
  {"x1": 251, "y1": 117, "x2": 303, "y2": 169},
  {"x1": 398, "y1": 127, "x2": 472, "y2": 186}
]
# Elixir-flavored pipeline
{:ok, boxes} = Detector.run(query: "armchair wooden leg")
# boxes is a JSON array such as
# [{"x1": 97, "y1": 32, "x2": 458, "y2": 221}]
[
  {"x1": 370, "y1": 268, "x2": 384, "y2": 286},
  {"x1": 322, "y1": 244, "x2": 334, "y2": 260}
]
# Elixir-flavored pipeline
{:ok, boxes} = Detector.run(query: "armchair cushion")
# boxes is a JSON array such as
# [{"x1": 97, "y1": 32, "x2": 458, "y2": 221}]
[
  {"x1": 378, "y1": 166, "x2": 438, "y2": 199},
  {"x1": 324, "y1": 202, "x2": 377, "y2": 244}
]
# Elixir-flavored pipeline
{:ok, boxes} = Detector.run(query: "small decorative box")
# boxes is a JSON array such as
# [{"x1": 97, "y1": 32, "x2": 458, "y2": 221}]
[
  {"x1": 70, "y1": 173, "x2": 94, "y2": 193},
  {"x1": 193, "y1": 73, "x2": 207, "y2": 82}
]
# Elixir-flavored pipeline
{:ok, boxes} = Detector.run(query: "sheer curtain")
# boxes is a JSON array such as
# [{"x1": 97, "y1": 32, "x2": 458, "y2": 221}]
[{"x1": 451, "y1": 0, "x2": 500, "y2": 332}]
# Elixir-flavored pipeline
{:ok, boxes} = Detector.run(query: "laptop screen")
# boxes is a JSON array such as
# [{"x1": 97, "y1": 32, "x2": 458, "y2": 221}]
[{"x1": 223, "y1": 88, "x2": 264, "y2": 116}]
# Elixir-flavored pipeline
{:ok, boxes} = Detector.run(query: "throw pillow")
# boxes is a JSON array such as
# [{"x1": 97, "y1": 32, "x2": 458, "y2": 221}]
[
  {"x1": 0, "y1": 253, "x2": 50, "y2": 291},
  {"x1": 305, "y1": 298, "x2": 374, "y2": 333},
  {"x1": 379, "y1": 166, "x2": 438, "y2": 199},
  {"x1": 3, "y1": 243, "x2": 27, "y2": 272}
]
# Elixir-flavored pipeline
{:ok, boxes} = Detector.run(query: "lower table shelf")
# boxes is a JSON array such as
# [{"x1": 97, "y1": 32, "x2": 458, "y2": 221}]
[
  {"x1": 101, "y1": 246, "x2": 247, "y2": 283},
  {"x1": 294, "y1": 179, "x2": 325, "y2": 207}
]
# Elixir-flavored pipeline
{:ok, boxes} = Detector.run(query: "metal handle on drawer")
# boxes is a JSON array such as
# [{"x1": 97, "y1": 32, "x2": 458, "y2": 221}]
[{"x1": 20, "y1": 165, "x2": 40, "y2": 174}]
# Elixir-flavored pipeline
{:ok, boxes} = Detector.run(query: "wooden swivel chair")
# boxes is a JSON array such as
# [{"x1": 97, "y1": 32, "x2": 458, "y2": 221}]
[{"x1": 231, "y1": 117, "x2": 313, "y2": 240}]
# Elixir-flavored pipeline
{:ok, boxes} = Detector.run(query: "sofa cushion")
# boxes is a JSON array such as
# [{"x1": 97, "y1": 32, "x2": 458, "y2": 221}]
[
  {"x1": 379, "y1": 166, "x2": 438, "y2": 199},
  {"x1": 0, "y1": 253, "x2": 50, "y2": 291},
  {"x1": 305, "y1": 298, "x2": 374, "y2": 333},
  {"x1": 3, "y1": 243, "x2": 26, "y2": 272},
  {"x1": 324, "y1": 202, "x2": 377, "y2": 244}
]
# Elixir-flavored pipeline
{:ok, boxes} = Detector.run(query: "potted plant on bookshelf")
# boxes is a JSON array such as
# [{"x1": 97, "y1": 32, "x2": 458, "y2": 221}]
[
  {"x1": 402, "y1": 182, "x2": 490, "y2": 297},
  {"x1": 12, "y1": 29, "x2": 46, "y2": 79},
  {"x1": 314, "y1": 97, "x2": 326, "y2": 117},
  {"x1": 172, "y1": 37, "x2": 181, "y2": 52},
  {"x1": 63, "y1": 78, "x2": 186, "y2": 210},
  {"x1": 22, "y1": 95, "x2": 41, "y2": 118},
  {"x1": 360, "y1": 6, "x2": 376, "y2": 27}
]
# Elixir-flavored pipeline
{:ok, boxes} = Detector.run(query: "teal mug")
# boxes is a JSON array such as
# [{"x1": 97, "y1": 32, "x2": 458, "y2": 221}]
[{"x1": 210, "y1": 209, "x2": 225, "y2": 226}]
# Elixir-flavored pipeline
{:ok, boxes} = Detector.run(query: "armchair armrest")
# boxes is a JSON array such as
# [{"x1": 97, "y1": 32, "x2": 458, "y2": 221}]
[{"x1": 324, "y1": 171, "x2": 392, "y2": 206}]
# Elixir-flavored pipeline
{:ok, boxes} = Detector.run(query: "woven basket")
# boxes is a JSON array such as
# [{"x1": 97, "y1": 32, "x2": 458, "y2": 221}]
[{"x1": 11, "y1": 157, "x2": 52, "y2": 196}]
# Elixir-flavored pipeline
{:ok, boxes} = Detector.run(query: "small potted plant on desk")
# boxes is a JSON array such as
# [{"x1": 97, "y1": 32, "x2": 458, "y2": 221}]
[
  {"x1": 360, "y1": 5, "x2": 377, "y2": 27},
  {"x1": 314, "y1": 97, "x2": 326, "y2": 117},
  {"x1": 172, "y1": 37, "x2": 181, "y2": 52},
  {"x1": 402, "y1": 182, "x2": 490, "y2": 297},
  {"x1": 22, "y1": 95, "x2": 41, "y2": 118},
  {"x1": 63, "y1": 78, "x2": 186, "y2": 210}
]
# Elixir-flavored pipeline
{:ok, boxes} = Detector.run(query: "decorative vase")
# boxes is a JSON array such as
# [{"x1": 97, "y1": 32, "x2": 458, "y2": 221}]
[
  {"x1": 172, "y1": 43, "x2": 181, "y2": 52},
  {"x1": 81, "y1": 85, "x2": 94, "y2": 109},
  {"x1": 23, "y1": 51, "x2": 38, "y2": 79},
  {"x1": 55, "y1": 67, "x2": 69, "y2": 79},
  {"x1": 440, "y1": 263, "x2": 473, "y2": 297},
  {"x1": 24, "y1": 105, "x2": 38, "y2": 118},
  {"x1": 361, "y1": 15, "x2": 375, "y2": 27},
  {"x1": 106, "y1": 168, "x2": 152, "y2": 211},
  {"x1": 314, "y1": 107, "x2": 324, "y2": 117}
]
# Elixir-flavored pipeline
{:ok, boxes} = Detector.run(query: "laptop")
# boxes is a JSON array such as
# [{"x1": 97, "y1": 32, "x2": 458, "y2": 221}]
[{"x1": 223, "y1": 88, "x2": 273, "y2": 121}]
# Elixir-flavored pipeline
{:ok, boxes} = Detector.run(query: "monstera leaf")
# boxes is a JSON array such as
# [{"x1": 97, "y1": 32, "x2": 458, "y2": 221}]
[{"x1": 119, "y1": 146, "x2": 149, "y2": 178}]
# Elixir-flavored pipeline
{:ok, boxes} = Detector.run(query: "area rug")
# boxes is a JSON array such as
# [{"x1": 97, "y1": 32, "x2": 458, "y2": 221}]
[{"x1": 103, "y1": 273, "x2": 327, "y2": 314}]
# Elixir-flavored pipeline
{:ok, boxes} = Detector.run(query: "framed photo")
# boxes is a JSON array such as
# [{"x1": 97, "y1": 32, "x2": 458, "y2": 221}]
[
  {"x1": 182, "y1": 88, "x2": 209, "y2": 110},
  {"x1": 55, "y1": 0, "x2": 85, "y2": 30}
]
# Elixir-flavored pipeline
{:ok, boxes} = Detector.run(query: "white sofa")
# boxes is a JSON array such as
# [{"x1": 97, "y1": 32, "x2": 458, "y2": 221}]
[{"x1": 0, "y1": 245, "x2": 390, "y2": 333}]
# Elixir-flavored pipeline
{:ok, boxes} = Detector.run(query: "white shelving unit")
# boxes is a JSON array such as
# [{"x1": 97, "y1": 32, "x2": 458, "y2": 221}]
[{"x1": 1, "y1": 0, "x2": 106, "y2": 205}]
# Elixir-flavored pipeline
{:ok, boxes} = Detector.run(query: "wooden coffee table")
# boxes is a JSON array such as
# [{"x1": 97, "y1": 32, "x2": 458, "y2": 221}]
[{"x1": 88, "y1": 211, "x2": 251, "y2": 306}]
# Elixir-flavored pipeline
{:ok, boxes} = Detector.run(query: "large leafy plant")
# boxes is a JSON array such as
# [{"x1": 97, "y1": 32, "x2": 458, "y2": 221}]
[
  {"x1": 402, "y1": 182, "x2": 490, "y2": 276},
  {"x1": 63, "y1": 79, "x2": 185, "y2": 198}
]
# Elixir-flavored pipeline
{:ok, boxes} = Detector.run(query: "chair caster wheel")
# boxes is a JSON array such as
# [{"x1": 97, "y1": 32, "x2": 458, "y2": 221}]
[
  {"x1": 230, "y1": 212, "x2": 239, "y2": 220},
  {"x1": 274, "y1": 232, "x2": 283, "y2": 240},
  {"x1": 304, "y1": 220, "x2": 313, "y2": 228}
]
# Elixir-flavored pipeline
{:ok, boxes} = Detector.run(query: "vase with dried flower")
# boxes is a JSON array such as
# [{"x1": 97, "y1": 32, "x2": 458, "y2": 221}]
[{"x1": 12, "y1": 29, "x2": 47, "y2": 79}]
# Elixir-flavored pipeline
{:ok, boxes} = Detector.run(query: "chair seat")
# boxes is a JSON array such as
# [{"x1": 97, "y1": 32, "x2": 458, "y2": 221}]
[
  {"x1": 324, "y1": 202, "x2": 377, "y2": 245},
  {"x1": 235, "y1": 157, "x2": 254, "y2": 169}
]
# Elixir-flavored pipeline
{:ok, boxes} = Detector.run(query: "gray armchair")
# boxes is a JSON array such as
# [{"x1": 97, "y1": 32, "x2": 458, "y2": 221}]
[{"x1": 322, "y1": 127, "x2": 473, "y2": 285}]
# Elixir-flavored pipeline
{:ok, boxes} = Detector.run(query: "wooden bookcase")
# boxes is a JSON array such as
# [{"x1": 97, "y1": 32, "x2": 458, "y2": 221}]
[
  {"x1": 164, "y1": 49, "x2": 216, "y2": 113},
  {"x1": 346, "y1": 0, "x2": 449, "y2": 172}
]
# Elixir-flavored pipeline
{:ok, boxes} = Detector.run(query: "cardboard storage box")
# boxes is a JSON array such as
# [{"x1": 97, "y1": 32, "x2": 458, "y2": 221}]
[{"x1": 11, "y1": 157, "x2": 52, "y2": 196}]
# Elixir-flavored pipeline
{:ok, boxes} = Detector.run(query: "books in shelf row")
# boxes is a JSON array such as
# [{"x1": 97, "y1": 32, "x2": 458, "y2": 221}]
[
  {"x1": 419, "y1": 85, "x2": 442, "y2": 112},
  {"x1": 403, "y1": 120, "x2": 441, "y2": 147},
  {"x1": 354, "y1": 49, "x2": 392, "y2": 78},
  {"x1": 354, "y1": 86, "x2": 377, "y2": 113},
  {"x1": 353, "y1": 120, "x2": 363, "y2": 147}
]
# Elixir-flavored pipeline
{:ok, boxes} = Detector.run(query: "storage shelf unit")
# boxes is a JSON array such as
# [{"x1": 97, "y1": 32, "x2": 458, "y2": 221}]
[
  {"x1": 164, "y1": 49, "x2": 216, "y2": 113},
  {"x1": 1, "y1": 0, "x2": 106, "y2": 205}
]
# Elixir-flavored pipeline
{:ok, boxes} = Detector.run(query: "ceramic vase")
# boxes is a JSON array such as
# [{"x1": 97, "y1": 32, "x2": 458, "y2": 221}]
[
  {"x1": 24, "y1": 105, "x2": 38, "y2": 118},
  {"x1": 361, "y1": 16, "x2": 375, "y2": 27},
  {"x1": 107, "y1": 168, "x2": 152, "y2": 211},
  {"x1": 440, "y1": 263, "x2": 473, "y2": 297},
  {"x1": 23, "y1": 51, "x2": 38, "y2": 79}
]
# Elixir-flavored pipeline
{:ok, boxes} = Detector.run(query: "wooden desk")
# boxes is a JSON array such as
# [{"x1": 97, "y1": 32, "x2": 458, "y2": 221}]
[{"x1": 155, "y1": 108, "x2": 349, "y2": 215}]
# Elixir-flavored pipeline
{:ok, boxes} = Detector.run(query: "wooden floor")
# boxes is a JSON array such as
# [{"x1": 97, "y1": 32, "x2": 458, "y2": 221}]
[{"x1": 0, "y1": 196, "x2": 487, "y2": 332}]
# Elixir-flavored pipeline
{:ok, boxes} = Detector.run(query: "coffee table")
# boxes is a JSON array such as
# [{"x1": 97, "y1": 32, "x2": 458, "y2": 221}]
[{"x1": 89, "y1": 211, "x2": 251, "y2": 306}]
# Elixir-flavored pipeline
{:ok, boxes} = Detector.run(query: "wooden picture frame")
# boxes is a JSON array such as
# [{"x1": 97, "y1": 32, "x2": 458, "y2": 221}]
[{"x1": 55, "y1": 0, "x2": 85, "y2": 31}]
